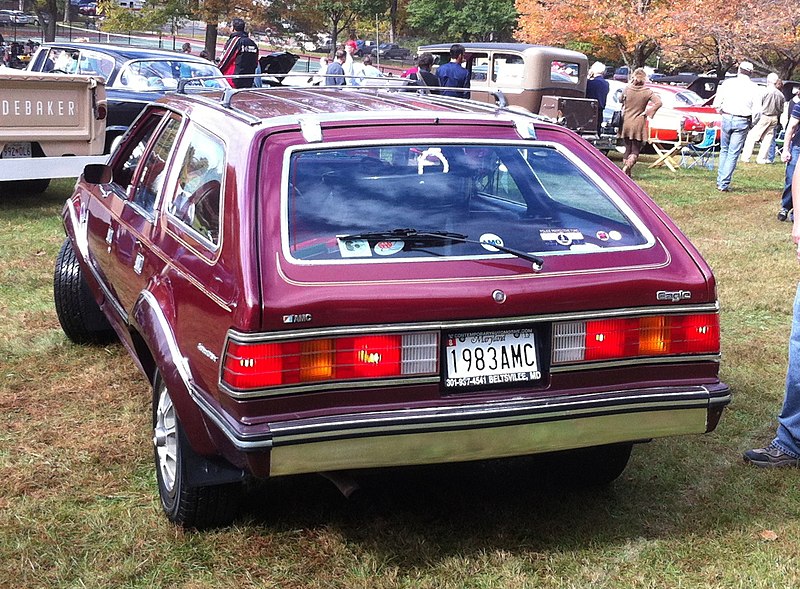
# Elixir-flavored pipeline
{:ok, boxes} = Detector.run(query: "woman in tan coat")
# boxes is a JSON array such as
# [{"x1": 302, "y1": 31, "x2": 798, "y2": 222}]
[{"x1": 619, "y1": 68, "x2": 662, "y2": 176}]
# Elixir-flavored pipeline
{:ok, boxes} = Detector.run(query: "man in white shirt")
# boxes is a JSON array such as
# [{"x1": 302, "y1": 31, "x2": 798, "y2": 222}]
[
  {"x1": 741, "y1": 72, "x2": 786, "y2": 164},
  {"x1": 713, "y1": 61, "x2": 761, "y2": 191}
]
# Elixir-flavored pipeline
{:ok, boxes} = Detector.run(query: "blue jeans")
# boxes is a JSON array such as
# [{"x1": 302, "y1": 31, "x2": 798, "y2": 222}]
[
  {"x1": 716, "y1": 115, "x2": 751, "y2": 190},
  {"x1": 780, "y1": 144, "x2": 800, "y2": 210},
  {"x1": 774, "y1": 284, "x2": 800, "y2": 458}
]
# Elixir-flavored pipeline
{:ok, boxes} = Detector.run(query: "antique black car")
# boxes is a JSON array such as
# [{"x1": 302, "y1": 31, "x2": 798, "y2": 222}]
[{"x1": 26, "y1": 42, "x2": 228, "y2": 152}]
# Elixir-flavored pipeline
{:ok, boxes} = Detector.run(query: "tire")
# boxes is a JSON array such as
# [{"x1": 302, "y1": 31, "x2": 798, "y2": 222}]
[
  {"x1": 153, "y1": 374, "x2": 242, "y2": 529},
  {"x1": 53, "y1": 238, "x2": 115, "y2": 344},
  {"x1": 0, "y1": 178, "x2": 50, "y2": 194}
]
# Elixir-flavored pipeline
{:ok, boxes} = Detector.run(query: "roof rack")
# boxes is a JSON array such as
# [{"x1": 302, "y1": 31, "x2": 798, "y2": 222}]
[{"x1": 172, "y1": 74, "x2": 545, "y2": 129}]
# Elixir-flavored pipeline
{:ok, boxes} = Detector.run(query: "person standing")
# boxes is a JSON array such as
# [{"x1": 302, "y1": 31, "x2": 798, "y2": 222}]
[
  {"x1": 325, "y1": 50, "x2": 346, "y2": 86},
  {"x1": 741, "y1": 73, "x2": 785, "y2": 164},
  {"x1": 437, "y1": 43, "x2": 469, "y2": 98},
  {"x1": 745, "y1": 161, "x2": 800, "y2": 467},
  {"x1": 357, "y1": 55, "x2": 383, "y2": 86},
  {"x1": 618, "y1": 67, "x2": 662, "y2": 177},
  {"x1": 777, "y1": 95, "x2": 800, "y2": 221},
  {"x1": 712, "y1": 61, "x2": 761, "y2": 192},
  {"x1": 586, "y1": 61, "x2": 610, "y2": 135},
  {"x1": 408, "y1": 52, "x2": 439, "y2": 93},
  {"x1": 218, "y1": 18, "x2": 259, "y2": 89}
]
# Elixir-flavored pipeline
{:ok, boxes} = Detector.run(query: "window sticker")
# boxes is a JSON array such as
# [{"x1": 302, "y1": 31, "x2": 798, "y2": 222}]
[
  {"x1": 374, "y1": 241, "x2": 404, "y2": 256},
  {"x1": 479, "y1": 233, "x2": 504, "y2": 252},
  {"x1": 337, "y1": 238, "x2": 372, "y2": 258},
  {"x1": 539, "y1": 229, "x2": 584, "y2": 247}
]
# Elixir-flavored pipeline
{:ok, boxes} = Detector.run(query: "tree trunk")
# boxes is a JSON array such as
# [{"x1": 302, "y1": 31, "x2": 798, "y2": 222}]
[
  {"x1": 389, "y1": 0, "x2": 397, "y2": 43},
  {"x1": 205, "y1": 22, "x2": 218, "y2": 61}
]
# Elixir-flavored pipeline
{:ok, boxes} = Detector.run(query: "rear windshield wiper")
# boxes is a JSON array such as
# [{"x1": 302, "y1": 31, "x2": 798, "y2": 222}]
[{"x1": 338, "y1": 228, "x2": 544, "y2": 272}]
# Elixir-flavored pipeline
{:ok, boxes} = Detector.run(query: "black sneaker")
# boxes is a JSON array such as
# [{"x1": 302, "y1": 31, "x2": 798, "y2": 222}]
[
  {"x1": 743, "y1": 445, "x2": 800, "y2": 468},
  {"x1": 778, "y1": 208, "x2": 790, "y2": 222}
]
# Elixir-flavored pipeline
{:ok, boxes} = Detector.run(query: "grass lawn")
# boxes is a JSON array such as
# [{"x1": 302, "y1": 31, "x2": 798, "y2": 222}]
[{"x1": 2, "y1": 159, "x2": 799, "y2": 588}]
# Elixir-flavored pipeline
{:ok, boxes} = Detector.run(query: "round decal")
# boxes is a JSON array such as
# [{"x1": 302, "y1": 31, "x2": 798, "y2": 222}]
[
  {"x1": 596, "y1": 231, "x2": 609, "y2": 242},
  {"x1": 374, "y1": 240, "x2": 404, "y2": 256},
  {"x1": 608, "y1": 230, "x2": 622, "y2": 241},
  {"x1": 555, "y1": 232, "x2": 572, "y2": 246},
  {"x1": 479, "y1": 233, "x2": 504, "y2": 252}
]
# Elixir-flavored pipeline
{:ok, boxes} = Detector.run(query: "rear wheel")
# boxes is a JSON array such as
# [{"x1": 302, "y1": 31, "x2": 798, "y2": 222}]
[
  {"x1": 53, "y1": 238, "x2": 114, "y2": 344},
  {"x1": 153, "y1": 374, "x2": 242, "y2": 528}
]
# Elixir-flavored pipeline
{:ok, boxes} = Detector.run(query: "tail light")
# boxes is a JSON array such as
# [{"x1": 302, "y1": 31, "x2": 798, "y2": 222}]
[
  {"x1": 681, "y1": 116, "x2": 705, "y2": 133},
  {"x1": 222, "y1": 332, "x2": 439, "y2": 391},
  {"x1": 96, "y1": 104, "x2": 107, "y2": 120},
  {"x1": 552, "y1": 313, "x2": 719, "y2": 364}
]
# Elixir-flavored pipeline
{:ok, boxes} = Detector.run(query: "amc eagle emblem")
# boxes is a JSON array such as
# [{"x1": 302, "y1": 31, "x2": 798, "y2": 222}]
[{"x1": 656, "y1": 290, "x2": 692, "y2": 302}]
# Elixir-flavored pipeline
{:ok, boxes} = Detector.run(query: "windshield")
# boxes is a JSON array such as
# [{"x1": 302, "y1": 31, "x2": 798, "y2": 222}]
[
  {"x1": 674, "y1": 89, "x2": 704, "y2": 106},
  {"x1": 285, "y1": 143, "x2": 650, "y2": 262},
  {"x1": 116, "y1": 59, "x2": 228, "y2": 90}
]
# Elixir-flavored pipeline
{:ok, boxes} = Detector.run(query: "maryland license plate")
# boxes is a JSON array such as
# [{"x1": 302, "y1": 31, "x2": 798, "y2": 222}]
[
  {"x1": 1, "y1": 142, "x2": 32, "y2": 159},
  {"x1": 444, "y1": 328, "x2": 542, "y2": 389}
]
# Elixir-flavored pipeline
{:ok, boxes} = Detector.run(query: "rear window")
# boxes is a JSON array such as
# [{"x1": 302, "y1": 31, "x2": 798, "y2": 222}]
[{"x1": 284, "y1": 143, "x2": 652, "y2": 262}]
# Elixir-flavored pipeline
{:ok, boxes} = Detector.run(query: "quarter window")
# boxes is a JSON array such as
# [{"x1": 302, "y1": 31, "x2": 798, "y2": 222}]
[
  {"x1": 167, "y1": 125, "x2": 225, "y2": 245},
  {"x1": 130, "y1": 118, "x2": 181, "y2": 214}
]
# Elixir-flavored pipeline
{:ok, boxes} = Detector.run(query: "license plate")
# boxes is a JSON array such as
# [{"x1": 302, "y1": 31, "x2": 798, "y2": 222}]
[
  {"x1": 1, "y1": 142, "x2": 32, "y2": 159},
  {"x1": 444, "y1": 329, "x2": 542, "y2": 389}
]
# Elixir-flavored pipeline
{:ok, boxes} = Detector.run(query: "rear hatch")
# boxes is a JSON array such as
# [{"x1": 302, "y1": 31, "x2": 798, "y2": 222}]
[{"x1": 246, "y1": 121, "x2": 717, "y2": 402}]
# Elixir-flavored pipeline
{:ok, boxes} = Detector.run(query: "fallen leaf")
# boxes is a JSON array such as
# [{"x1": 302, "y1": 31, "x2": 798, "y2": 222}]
[{"x1": 760, "y1": 530, "x2": 778, "y2": 541}]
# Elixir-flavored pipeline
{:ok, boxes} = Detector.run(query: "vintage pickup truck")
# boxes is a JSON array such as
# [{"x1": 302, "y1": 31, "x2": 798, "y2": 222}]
[{"x1": 0, "y1": 70, "x2": 107, "y2": 193}]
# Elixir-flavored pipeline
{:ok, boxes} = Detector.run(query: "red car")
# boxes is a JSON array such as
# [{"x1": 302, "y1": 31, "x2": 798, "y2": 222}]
[
  {"x1": 648, "y1": 83, "x2": 723, "y2": 142},
  {"x1": 54, "y1": 85, "x2": 729, "y2": 528},
  {"x1": 605, "y1": 81, "x2": 723, "y2": 142}
]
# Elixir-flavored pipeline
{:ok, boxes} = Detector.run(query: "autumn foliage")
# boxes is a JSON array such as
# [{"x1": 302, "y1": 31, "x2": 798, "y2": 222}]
[{"x1": 516, "y1": 0, "x2": 800, "y2": 77}]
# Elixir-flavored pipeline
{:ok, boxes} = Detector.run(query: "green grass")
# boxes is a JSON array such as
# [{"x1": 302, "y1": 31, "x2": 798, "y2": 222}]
[{"x1": 2, "y1": 163, "x2": 800, "y2": 588}]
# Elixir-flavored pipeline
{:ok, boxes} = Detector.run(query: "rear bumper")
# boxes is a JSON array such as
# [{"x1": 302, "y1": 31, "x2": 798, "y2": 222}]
[{"x1": 194, "y1": 383, "x2": 731, "y2": 477}]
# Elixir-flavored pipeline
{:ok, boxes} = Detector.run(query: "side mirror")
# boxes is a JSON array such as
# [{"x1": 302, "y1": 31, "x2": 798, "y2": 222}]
[{"x1": 83, "y1": 163, "x2": 112, "y2": 184}]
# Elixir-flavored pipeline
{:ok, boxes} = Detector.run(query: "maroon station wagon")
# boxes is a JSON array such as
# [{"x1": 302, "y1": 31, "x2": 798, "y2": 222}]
[{"x1": 53, "y1": 85, "x2": 730, "y2": 528}]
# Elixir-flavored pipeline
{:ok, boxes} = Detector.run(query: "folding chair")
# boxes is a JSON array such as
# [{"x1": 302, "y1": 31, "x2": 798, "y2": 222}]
[{"x1": 680, "y1": 127, "x2": 718, "y2": 170}]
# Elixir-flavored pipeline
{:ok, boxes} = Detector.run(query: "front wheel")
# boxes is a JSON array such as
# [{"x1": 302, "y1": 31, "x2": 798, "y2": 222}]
[
  {"x1": 53, "y1": 238, "x2": 114, "y2": 344},
  {"x1": 153, "y1": 374, "x2": 242, "y2": 528}
]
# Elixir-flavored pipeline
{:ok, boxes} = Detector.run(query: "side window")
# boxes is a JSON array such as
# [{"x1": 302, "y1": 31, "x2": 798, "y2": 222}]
[
  {"x1": 468, "y1": 53, "x2": 489, "y2": 84},
  {"x1": 131, "y1": 117, "x2": 181, "y2": 215},
  {"x1": 110, "y1": 112, "x2": 164, "y2": 191},
  {"x1": 493, "y1": 53, "x2": 524, "y2": 85},
  {"x1": 167, "y1": 125, "x2": 225, "y2": 245},
  {"x1": 47, "y1": 48, "x2": 80, "y2": 73}
]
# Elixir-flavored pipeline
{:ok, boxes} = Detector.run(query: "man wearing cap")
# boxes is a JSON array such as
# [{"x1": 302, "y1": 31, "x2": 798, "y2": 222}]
[
  {"x1": 713, "y1": 61, "x2": 761, "y2": 192},
  {"x1": 218, "y1": 18, "x2": 259, "y2": 89}
]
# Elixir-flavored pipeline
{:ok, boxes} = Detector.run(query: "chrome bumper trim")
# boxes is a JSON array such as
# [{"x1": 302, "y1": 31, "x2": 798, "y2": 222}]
[{"x1": 194, "y1": 384, "x2": 730, "y2": 464}]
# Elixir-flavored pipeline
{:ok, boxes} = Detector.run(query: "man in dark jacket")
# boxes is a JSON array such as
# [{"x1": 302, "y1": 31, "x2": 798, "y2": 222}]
[{"x1": 219, "y1": 18, "x2": 259, "y2": 88}]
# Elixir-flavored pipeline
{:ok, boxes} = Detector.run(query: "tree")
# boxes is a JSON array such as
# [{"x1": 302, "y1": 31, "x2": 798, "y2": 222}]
[
  {"x1": 407, "y1": 0, "x2": 517, "y2": 42},
  {"x1": 515, "y1": 0, "x2": 675, "y2": 68}
]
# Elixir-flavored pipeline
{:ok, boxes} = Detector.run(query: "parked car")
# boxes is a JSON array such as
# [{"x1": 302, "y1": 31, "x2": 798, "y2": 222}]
[
  {"x1": 355, "y1": 40, "x2": 375, "y2": 57},
  {"x1": 372, "y1": 43, "x2": 412, "y2": 60},
  {"x1": 0, "y1": 9, "x2": 33, "y2": 25},
  {"x1": 78, "y1": 2, "x2": 98, "y2": 16},
  {"x1": 418, "y1": 43, "x2": 596, "y2": 138},
  {"x1": 26, "y1": 42, "x2": 228, "y2": 152},
  {"x1": 54, "y1": 84, "x2": 729, "y2": 528},
  {"x1": 603, "y1": 81, "x2": 723, "y2": 143}
]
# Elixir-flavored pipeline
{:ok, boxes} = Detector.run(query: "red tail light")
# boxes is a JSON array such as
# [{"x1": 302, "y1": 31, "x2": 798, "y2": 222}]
[
  {"x1": 553, "y1": 313, "x2": 719, "y2": 364},
  {"x1": 682, "y1": 116, "x2": 705, "y2": 132},
  {"x1": 222, "y1": 332, "x2": 438, "y2": 391}
]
